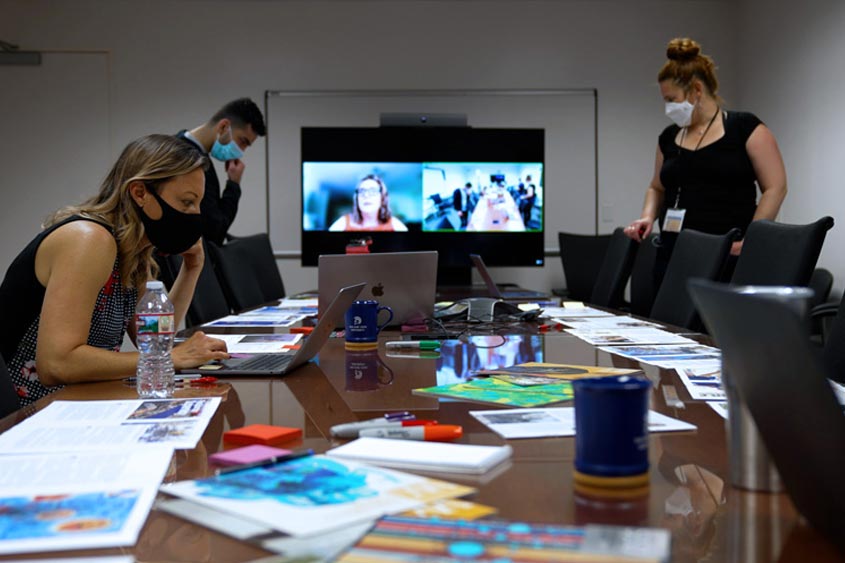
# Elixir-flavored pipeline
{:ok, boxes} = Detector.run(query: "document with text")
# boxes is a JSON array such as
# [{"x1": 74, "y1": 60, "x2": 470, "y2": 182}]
[
  {"x1": 0, "y1": 447, "x2": 172, "y2": 554},
  {"x1": 0, "y1": 398, "x2": 221, "y2": 453}
]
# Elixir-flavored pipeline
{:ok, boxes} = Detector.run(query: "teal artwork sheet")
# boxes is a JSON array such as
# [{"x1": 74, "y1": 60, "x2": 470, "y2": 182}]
[{"x1": 413, "y1": 377, "x2": 573, "y2": 407}]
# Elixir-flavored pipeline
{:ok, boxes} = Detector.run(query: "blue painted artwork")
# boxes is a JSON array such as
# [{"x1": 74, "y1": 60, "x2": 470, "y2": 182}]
[
  {"x1": 0, "y1": 490, "x2": 140, "y2": 540},
  {"x1": 195, "y1": 457, "x2": 392, "y2": 506}
]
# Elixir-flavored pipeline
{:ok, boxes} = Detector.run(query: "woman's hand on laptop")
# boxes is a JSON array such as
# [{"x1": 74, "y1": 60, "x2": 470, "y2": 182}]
[{"x1": 172, "y1": 331, "x2": 230, "y2": 369}]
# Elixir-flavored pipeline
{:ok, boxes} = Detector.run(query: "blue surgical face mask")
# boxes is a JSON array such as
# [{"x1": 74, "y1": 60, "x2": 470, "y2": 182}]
[{"x1": 210, "y1": 124, "x2": 244, "y2": 161}]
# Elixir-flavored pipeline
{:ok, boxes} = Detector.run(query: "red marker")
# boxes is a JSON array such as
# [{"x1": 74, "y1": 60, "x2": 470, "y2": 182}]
[{"x1": 359, "y1": 424, "x2": 463, "y2": 442}]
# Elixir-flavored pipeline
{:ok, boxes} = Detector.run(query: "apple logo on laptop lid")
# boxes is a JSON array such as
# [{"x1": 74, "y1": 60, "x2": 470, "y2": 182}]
[{"x1": 372, "y1": 283, "x2": 385, "y2": 297}]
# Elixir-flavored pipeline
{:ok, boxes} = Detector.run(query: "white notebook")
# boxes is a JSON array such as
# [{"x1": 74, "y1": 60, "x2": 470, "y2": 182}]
[{"x1": 326, "y1": 437, "x2": 513, "y2": 475}]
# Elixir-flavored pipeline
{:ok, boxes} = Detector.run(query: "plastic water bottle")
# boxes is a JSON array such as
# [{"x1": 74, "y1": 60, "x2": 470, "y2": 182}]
[{"x1": 135, "y1": 280, "x2": 176, "y2": 398}]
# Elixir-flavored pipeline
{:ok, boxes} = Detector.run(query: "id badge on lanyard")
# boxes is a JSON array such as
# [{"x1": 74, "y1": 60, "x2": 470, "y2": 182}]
[{"x1": 663, "y1": 189, "x2": 686, "y2": 233}]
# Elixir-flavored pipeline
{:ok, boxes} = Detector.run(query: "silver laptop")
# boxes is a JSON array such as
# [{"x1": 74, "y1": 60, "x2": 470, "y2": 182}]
[
  {"x1": 318, "y1": 251, "x2": 438, "y2": 326},
  {"x1": 180, "y1": 283, "x2": 364, "y2": 376},
  {"x1": 469, "y1": 254, "x2": 548, "y2": 300}
]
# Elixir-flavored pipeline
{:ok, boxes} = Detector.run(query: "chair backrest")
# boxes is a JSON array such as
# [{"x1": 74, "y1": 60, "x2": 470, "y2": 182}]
[
  {"x1": 588, "y1": 228, "x2": 636, "y2": 309},
  {"x1": 0, "y1": 354, "x2": 21, "y2": 419},
  {"x1": 731, "y1": 217, "x2": 834, "y2": 286},
  {"x1": 557, "y1": 232, "x2": 612, "y2": 302},
  {"x1": 154, "y1": 252, "x2": 179, "y2": 289},
  {"x1": 155, "y1": 246, "x2": 230, "y2": 327},
  {"x1": 649, "y1": 228, "x2": 739, "y2": 330},
  {"x1": 808, "y1": 268, "x2": 834, "y2": 309},
  {"x1": 209, "y1": 233, "x2": 285, "y2": 313},
  {"x1": 629, "y1": 233, "x2": 659, "y2": 316},
  {"x1": 823, "y1": 297, "x2": 845, "y2": 382},
  {"x1": 689, "y1": 279, "x2": 845, "y2": 552}
]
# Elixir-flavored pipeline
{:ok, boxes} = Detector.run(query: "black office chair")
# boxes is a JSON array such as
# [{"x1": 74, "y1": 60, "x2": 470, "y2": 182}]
[
  {"x1": 822, "y1": 297, "x2": 845, "y2": 383},
  {"x1": 557, "y1": 232, "x2": 612, "y2": 302},
  {"x1": 209, "y1": 233, "x2": 285, "y2": 313},
  {"x1": 588, "y1": 228, "x2": 636, "y2": 309},
  {"x1": 154, "y1": 244, "x2": 230, "y2": 327},
  {"x1": 0, "y1": 354, "x2": 21, "y2": 419},
  {"x1": 629, "y1": 233, "x2": 659, "y2": 316},
  {"x1": 648, "y1": 228, "x2": 739, "y2": 330},
  {"x1": 731, "y1": 216, "x2": 834, "y2": 286},
  {"x1": 689, "y1": 279, "x2": 845, "y2": 553},
  {"x1": 809, "y1": 268, "x2": 834, "y2": 309},
  {"x1": 154, "y1": 252, "x2": 179, "y2": 289}
]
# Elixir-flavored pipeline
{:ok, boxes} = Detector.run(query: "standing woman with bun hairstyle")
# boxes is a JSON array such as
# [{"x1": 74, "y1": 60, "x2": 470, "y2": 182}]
[{"x1": 624, "y1": 37, "x2": 787, "y2": 282}]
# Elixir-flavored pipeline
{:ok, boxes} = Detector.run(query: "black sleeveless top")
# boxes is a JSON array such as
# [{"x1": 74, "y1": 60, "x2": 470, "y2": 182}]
[
  {"x1": 658, "y1": 110, "x2": 762, "y2": 236},
  {"x1": 0, "y1": 216, "x2": 138, "y2": 406}
]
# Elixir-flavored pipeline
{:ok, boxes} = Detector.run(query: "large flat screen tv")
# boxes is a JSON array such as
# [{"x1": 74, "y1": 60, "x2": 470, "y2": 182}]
[{"x1": 301, "y1": 126, "x2": 544, "y2": 281}]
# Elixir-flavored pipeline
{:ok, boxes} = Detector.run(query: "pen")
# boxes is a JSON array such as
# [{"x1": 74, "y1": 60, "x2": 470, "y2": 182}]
[
  {"x1": 385, "y1": 351, "x2": 441, "y2": 360},
  {"x1": 384, "y1": 411, "x2": 414, "y2": 421},
  {"x1": 215, "y1": 449, "x2": 315, "y2": 476},
  {"x1": 359, "y1": 425, "x2": 463, "y2": 442},
  {"x1": 331, "y1": 419, "x2": 437, "y2": 439},
  {"x1": 385, "y1": 340, "x2": 441, "y2": 351}
]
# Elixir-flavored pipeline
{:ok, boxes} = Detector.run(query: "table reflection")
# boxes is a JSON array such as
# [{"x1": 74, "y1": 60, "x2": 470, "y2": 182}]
[{"x1": 436, "y1": 334, "x2": 544, "y2": 385}]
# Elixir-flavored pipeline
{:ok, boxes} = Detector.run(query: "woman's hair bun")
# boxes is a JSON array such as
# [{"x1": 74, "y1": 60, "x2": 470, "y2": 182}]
[{"x1": 666, "y1": 37, "x2": 701, "y2": 62}]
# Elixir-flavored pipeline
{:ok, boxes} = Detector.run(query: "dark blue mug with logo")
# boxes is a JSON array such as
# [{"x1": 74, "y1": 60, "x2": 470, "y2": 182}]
[
  {"x1": 345, "y1": 300, "x2": 394, "y2": 343},
  {"x1": 573, "y1": 375, "x2": 651, "y2": 478}
]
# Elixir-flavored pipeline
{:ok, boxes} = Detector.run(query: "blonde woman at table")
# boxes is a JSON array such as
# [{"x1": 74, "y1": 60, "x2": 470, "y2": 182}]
[
  {"x1": 0, "y1": 134, "x2": 229, "y2": 406},
  {"x1": 624, "y1": 37, "x2": 786, "y2": 282}
]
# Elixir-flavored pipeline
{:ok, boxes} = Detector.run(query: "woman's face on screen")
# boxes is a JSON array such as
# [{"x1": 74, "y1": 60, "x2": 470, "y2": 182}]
[{"x1": 356, "y1": 178, "x2": 383, "y2": 215}]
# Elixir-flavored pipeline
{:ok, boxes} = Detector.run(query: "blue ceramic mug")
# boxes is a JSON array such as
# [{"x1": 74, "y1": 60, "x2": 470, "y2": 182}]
[
  {"x1": 573, "y1": 375, "x2": 652, "y2": 478},
  {"x1": 344, "y1": 300, "x2": 394, "y2": 343}
]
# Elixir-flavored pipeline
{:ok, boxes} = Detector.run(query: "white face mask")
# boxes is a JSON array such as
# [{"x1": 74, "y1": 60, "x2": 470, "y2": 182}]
[{"x1": 665, "y1": 100, "x2": 695, "y2": 127}]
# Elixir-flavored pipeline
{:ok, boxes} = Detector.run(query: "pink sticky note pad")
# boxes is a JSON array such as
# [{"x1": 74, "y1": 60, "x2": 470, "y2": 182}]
[{"x1": 208, "y1": 445, "x2": 292, "y2": 467}]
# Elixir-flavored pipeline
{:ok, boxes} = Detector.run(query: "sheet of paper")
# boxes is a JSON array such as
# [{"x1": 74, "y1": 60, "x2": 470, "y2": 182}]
[
  {"x1": 597, "y1": 344, "x2": 721, "y2": 367},
  {"x1": 3, "y1": 559, "x2": 135, "y2": 563},
  {"x1": 709, "y1": 401, "x2": 729, "y2": 419},
  {"x1": 203, "y1": 313, "x2": 306, "y2": 328},
  {"x1": 161, "y1": 454, "x2": 473, "y2": 537},
  {"x1": 829, "y1": 380, "x2": 845, "y2": 405},
  {"x1": 470, "y1": 407, "x2": 696, "y2": 439},
  {"x1": 0, "y1": 398, "x2": 221, "y2": 453},
  {"x1": 542, "y1": 306, "x2": 614, "y2": 319},
  {"x1": 565, "y1": 328, "x2": 697, "y2": 346},
  {"x1": 214, "y1": 333, "x2": 302, "y2": 353},
  {"x1": 669, "y1": 362, "x2": 725, "y2": 401},
  {"x1": 336, "y1": 516, "x2": 671, "y2": 563},
  {"x1": 279, "y1": 296, "x2": 319, "y2": 309},
  {"x1": 247, "y1": 304, "x2": 318, "y2": 316},
  {"x1": 0, "y1": 448, "x2": 172, "y2": 555},
  {"x1": 554, "y1": 315, "x2": 663, "y2": 329}
]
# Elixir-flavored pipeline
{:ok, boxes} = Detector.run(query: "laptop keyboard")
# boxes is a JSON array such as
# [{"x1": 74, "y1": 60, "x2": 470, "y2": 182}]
[{"x1": 236, "y1": 354, "x2": 293, "y2": 372}]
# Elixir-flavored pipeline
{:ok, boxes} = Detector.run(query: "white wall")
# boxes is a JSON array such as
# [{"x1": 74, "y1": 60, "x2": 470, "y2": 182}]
[
  {"x1": 1, "y1": 0, "x2": 741, "y2": 294},
  {"x1": 739, "y1": 0, "x2": 845, "y2": 296}
]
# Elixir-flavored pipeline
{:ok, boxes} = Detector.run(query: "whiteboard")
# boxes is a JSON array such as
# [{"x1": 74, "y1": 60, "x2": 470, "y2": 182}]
[{"x1": 264, "y1": 90, "x2": 597, "y2": 257}]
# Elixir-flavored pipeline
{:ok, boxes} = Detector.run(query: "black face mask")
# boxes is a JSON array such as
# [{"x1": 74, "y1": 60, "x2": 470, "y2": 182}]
[{"x1": 136, "y1": 187, "x2": 203, "y2": 255}]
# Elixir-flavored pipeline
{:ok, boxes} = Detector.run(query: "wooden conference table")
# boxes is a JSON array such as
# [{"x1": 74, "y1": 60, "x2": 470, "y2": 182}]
[{"x1": 0, "y1": 319, "x2": 841, "y2": 562}]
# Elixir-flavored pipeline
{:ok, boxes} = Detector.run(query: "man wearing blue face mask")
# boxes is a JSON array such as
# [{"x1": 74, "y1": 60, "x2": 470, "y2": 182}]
[{"x1": 178, "y1": 98, "x2": 267, "y2": 245}]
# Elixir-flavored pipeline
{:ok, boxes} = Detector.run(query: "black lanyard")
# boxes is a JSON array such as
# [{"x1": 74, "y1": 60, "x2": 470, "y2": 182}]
[{"x1": 675, "y1": 107, "x2": 721, "y2": 208}]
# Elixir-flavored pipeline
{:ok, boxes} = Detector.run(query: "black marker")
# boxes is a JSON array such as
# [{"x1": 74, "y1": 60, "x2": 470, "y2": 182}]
[{"x1": 214, "y1": 449, "x2": 315, "y2": 476}]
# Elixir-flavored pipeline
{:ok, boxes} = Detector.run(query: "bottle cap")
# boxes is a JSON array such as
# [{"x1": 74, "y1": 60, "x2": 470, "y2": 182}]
[{"x1": 146, "y1": 280, "x2": 165, "y2": 290}]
